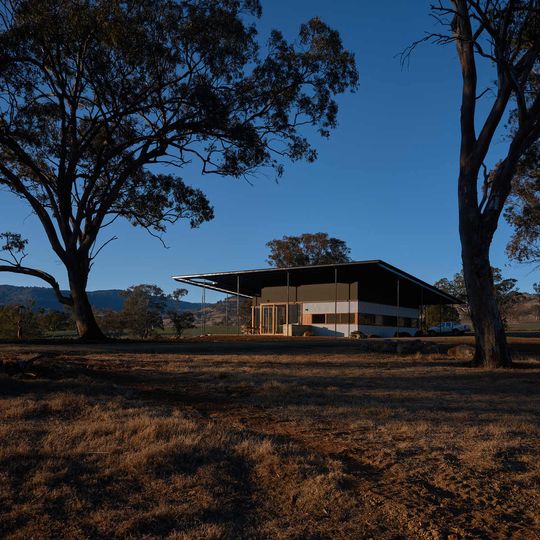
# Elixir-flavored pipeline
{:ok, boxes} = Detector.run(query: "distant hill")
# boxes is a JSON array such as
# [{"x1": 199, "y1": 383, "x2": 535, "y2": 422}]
[
  {"x1": 512, "y1": 292, "x2": 539, "y2": 322},
  {"x1": 0, "y1": 285, "x2": 202, "y2": 312}
]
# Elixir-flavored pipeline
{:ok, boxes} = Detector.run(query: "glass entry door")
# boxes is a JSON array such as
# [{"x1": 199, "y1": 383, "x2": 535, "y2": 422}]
[
  {"x1": 275, "y1": 305, "x2": 286, "y2": 334},
  {"x1": 261, "y1": 305, "x2": 274, "y2": 334},
  {"x1": 260, "y1": 304, "x2": 289, "y2": 334}
]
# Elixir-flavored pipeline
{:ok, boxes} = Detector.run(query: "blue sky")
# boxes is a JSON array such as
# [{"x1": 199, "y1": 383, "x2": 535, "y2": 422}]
[{"x1": 1, "y1": 1, "x2": 537, "y2": 302}]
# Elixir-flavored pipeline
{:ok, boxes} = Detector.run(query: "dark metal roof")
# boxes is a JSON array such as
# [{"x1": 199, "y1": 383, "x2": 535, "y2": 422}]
[{"x1": 173, "y1": 260, "x2": 462, "y2": 306}]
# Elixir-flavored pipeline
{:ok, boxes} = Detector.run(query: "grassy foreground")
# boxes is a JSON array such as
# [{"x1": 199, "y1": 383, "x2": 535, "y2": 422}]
[{"x1": 0, "y1": 342, "x2": 539, "y2": 539}]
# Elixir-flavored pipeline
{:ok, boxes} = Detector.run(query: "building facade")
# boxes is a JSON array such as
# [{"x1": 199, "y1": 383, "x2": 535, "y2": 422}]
[{"x1": 174, "y1": 260, "x2": 460, "y2": 338}]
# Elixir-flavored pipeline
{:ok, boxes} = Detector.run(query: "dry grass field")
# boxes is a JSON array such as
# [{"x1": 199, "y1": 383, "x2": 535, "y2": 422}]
[{"x1": 0, "y1": 338, "x2": 539, "y2": 539}]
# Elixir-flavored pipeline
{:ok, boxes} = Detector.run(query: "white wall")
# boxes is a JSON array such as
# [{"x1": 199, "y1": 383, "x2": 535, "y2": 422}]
[
  {"x1": 303, "y1": 301, "x2": 358, "y2": 314},
  {"x1": 301, "y1": 300, "x2": 419, "y2": 338},
  {"x1": 358, "y1": 325, "x2": 417, "y2": 338}
]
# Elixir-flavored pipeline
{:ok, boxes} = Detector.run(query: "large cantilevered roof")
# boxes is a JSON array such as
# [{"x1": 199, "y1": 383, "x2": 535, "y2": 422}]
[{"x1": 173, "y1": 260, "x2": 462, "y2": 307}]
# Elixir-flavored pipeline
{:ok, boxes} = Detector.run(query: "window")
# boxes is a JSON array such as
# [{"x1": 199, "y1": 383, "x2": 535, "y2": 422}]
[
  {"x1": 359, "y1": 314, "x2": 420, "y2": 327},
  {"x1": 252, "y1": 307, "x2": 260, "y2": 327},
  {"x1": 382, "y1": 315, "x2": 397, "y2": 326},
  {"x1": 308, "y1": 313, "x2": 357, "y2": 325},
  {"x1": 342, "y1": 313, "x2": 355, "y2": 324},
  {"x1": 325, "y1": 313, "x2": 355, "y2": 324},
  {"x1": 288, "y1": 304, "x2": 300, "y2": 324},
  {"x1": 400, "y1": 318, "x2": 418, "y2": 328},
  {"x1": 359, "y1": 314, "x2": 377, "y2": 325},
  {"x1": 358, "y1": 314, "x2": 419, "y2": 328}
]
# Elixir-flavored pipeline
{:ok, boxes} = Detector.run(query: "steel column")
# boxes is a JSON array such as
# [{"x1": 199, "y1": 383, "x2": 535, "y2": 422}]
[
  {"x1": 348, "y1": 282, "x2": 351, "y2": 337},
  {"x1": 420, "y1": 288, "x2": 424, "y2": 334},
  {"x1": 286, "y1": 271, "x2": 290, "y2": 336},
  {"x1": 201, "y1": 287, "x2": 206, "y2": 335},
  {"x1": 236, "y1": 275, "x2": 240, "y2": 335},
  {"x1": 396, "y1": 279, "x2": 400, "y2": 337},
  {"x1": 225, "y1": 293, "x2": 229, "y2": 333},
  {"x1": 334, "y1": 267, "x2": 338, "y2": 337}
]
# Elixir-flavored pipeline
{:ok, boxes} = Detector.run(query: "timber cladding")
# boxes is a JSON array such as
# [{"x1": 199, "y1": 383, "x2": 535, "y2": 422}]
[{"x1": 257, "y1": 282, "x2": 359, "y2": 304}]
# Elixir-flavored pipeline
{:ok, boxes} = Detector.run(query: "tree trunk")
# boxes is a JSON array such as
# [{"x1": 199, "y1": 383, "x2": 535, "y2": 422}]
[
  {"x1": 460, "y1": 235, "x2": 512, "y2": 368},
  {"x1": 67, "y1": 259, "x2": 106, "y2": 341}
]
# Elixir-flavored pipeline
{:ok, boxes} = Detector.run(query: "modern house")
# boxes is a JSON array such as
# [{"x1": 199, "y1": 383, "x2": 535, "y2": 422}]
[{"x1": 173, "y1": 260, "x2": 461, "y2": 337}]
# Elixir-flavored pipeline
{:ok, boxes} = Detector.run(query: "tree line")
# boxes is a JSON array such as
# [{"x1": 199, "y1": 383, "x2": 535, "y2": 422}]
[
  {"x1": 428, "y1": 268, "x2": 526, "y2": 329},
  {"x1": 0, "y1": 285, "x2": 196, "y2": 340}
]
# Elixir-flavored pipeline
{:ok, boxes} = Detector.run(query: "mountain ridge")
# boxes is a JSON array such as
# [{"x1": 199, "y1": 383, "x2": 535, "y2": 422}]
[{"x1": 0, "y1": 284, "x2": 203, "y2": 312}]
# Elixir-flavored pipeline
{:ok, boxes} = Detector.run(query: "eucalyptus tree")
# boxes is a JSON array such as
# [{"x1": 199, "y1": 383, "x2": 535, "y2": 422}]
[
  {"x1": 120, "y1": 284, "x2": 167, "y2": 339},
  {"x1": 266, "y1": 232, "x2": 351, "y2": 268},
  {"x1": 0, "y1": 0, "x2": 358, "y2": 339},
  {"x1": 407, "y1": 1, "x2": 540, "y2": 367}
]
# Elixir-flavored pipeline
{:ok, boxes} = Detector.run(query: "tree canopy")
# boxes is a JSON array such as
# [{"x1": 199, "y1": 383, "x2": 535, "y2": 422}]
[
  {"x1": 120, "y1": 284, "x2": 167, "y2": 339},
  {"x1": 435, "y1": 268, "x2": 523, "y2": 327},
  {"x1": 266, "y1": 233, "x2": 351, "y2": 268},
  {"x1": 168, "y1": 287, "x2": 195, "y2": 337},
  {"x1": 505, "y1": 140, "x2": 540, "y2": 264}
]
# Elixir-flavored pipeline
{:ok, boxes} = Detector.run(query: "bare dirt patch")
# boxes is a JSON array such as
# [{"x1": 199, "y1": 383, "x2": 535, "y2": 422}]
[{"x1": 0, "y1": 340, "x2": 539, "y2": 539}]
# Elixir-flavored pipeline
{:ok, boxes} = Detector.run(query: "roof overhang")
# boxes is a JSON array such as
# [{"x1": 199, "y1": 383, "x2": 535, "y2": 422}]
[{"x1": 173, "y1": 260, "x2": 463, "y2": 306}]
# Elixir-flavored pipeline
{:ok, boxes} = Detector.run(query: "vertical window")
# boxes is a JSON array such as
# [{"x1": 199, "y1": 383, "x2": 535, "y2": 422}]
[{"x1": 288, "y1": 304, "x2": 300, "y2": 324}]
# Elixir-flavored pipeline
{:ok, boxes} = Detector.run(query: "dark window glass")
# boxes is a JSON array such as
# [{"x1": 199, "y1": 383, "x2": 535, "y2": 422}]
[
  {"x1": 398, "y1": 317, "x2": 418, "y2": 328},
  {"x1": 312, "y1": 314, "x2": 325, "y2": 324},
  {"x1": 288, "y1": 304, "x2": 300, "y2": 324},
  {"x1": 359, "y1": 314, "x2": 377, "y2": 325},
  {"x1": 322, "y1": 313, "x2": 356, "y2": 324},
  {"x1": 341, "y1": 313, "x2": 355, "y2": 324},
  {"x1": 382, "y1": 315, "x2": 397, "y2": 326},
  {"x1": 360, "y1": 314, "x2": 415, "y2": 327}
]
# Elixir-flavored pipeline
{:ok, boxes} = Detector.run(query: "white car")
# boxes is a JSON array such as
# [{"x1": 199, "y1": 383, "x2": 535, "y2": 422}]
[{"x1": 428, "y1": 321, "x2": 470, "y2": 336}]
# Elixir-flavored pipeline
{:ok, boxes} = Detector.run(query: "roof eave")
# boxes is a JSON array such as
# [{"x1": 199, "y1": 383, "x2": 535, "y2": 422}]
[{"x1": 172, "y1": 259, "x2": 464, "y2": 305}]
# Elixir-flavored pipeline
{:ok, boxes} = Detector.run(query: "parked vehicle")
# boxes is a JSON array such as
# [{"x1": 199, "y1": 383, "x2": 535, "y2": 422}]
[{"x1": 428, "y1": 321, "x2": 471, "y2": 336}]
